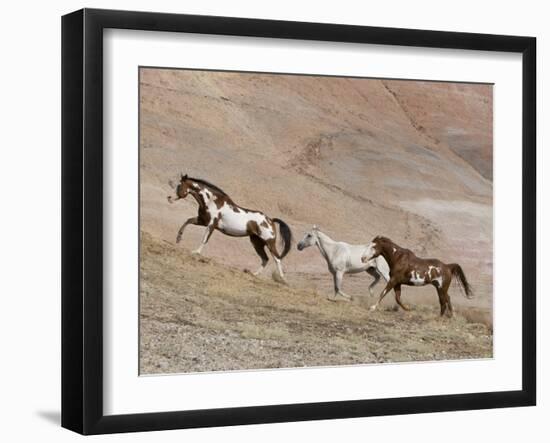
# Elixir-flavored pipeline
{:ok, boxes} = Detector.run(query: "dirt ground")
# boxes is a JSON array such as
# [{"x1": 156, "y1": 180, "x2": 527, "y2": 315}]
[
  {"x1": 140, "y1": 233, "x2": 492, "y2": 374},
  {"x1": 139, "y1": 69, "x2": 494, "y2": 374}
]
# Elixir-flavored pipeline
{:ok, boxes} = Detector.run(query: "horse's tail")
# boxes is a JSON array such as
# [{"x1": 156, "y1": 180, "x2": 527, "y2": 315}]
[
  {"x1": 449, "y1": 263, "x2": 473, "y2": 299},
  {"x1": 272, "y1": 218, "x2": 293, "y2": 259}
]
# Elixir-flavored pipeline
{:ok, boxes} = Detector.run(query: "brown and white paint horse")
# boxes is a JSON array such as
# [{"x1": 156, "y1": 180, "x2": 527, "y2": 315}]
[
  {"x1": 168, "y1": 174, "x2": 292, "y2": 282},
  {"x1": 361, "y1": 236, "x2": 472, "y2": 316}
]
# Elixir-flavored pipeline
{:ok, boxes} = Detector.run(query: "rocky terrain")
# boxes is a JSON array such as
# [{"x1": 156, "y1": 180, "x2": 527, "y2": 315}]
[
  {"x1": 139, "y1": 68, "x2": 493, "y2": 374},
  {"x1": 140, "y1": 233, "x2": 492, "y2": 374}
]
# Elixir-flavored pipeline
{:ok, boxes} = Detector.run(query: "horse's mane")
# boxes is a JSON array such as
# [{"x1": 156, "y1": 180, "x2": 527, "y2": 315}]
[
  {"x1": 188, "y1": 177, "x2": 228, "y2": 196},
  {"x1": 375, "y1": 236, "x2": 416, "y2": 257},
  {"x1": 374, "y1": 235, "x2": 393, "y2": 245}
]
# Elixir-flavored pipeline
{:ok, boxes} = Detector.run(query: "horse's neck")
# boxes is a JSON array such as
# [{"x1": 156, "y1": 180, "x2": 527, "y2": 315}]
[
  {"x1": 380, "y1": 243, "x2": 399, "y2": 267},
  {"x1": 315, "y1": 232, "x2": 337, "y2": 261},
  {"x1": 191, "y1": 183, "x2": 233, "y2": 210},
  {"x1": 189, "y1": 188, "x2": 209, "y2": 209}
]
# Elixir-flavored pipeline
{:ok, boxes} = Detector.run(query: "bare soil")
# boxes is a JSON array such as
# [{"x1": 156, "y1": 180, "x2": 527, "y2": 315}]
[
  {"x1": 139, "y1": 69, "x2": 494, "y2": 374},
  {"x1": 140, "y1": 233, "x2": 492, "y2": 374}
]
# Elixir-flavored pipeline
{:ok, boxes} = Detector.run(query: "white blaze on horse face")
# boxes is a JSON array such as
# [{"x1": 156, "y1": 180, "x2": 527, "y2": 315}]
[
  {"x1": 393, "y1": 247, "x2": 397, "y2": 254},
  {"x1": 410, "y1": 270, "x2": 426, "y2": 286}
]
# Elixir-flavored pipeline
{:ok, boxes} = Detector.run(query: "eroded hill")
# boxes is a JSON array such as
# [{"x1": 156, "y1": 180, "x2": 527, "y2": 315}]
[
  {"x1": 139, "y1": 69, "x2": 493, "y2": 373},
  {"x1": 140, "y1": 69, "x2": 492, "y2": 312}
]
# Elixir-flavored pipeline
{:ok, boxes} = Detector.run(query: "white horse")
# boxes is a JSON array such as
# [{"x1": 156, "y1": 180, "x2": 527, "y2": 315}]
[{"x1": 297, "y1": 226, "x2": 390, "y2": 301}]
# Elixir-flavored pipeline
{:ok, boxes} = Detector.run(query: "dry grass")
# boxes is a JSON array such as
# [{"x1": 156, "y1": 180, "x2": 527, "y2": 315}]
[{"x1": 140, "y1": 232, "x2": 492, "y2": 374}]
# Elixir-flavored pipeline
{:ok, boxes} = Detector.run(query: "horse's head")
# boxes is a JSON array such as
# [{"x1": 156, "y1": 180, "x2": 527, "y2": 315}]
[
  {"x1": 167, "y1": 174, "x2": 191, "y2": 203},
  {"x1": 361, "y1": 236, "x2": 385, "y2": 263},
  {"x1": 297, "y1": 225, "x2": 319, "y2": 251}
]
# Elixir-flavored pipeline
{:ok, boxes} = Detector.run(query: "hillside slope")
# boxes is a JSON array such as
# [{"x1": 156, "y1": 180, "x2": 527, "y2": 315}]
[
  {"x1": 140, "y1": 68, "x2": 493, "y2": 315},
  {"x1": 140, "y1": 233, "x2": 492, "y2": 374}
]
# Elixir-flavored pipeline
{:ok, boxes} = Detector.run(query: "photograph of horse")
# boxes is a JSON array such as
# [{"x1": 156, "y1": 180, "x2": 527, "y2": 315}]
[
  {"x1": 297, "y1": 226, "x2": 389, "y2": 301},
  {"x1": 362, "y1": 236, "x2": 473, "y2": 316},
  {"x1": 139, "y1": 67, "x2": 493, "y2": 374},
  {"x1": 167, "y1": 174, "x2": 292, "y2": 282}
]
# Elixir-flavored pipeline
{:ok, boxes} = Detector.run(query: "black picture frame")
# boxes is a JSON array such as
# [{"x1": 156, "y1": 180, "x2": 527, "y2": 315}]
[{"x1": 61, "y1": 8, "x2": 536, "y2": 435}]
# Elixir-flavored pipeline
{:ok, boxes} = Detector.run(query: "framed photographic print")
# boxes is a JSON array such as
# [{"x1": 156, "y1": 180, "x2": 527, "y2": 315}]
[{"x1": 61, "y1": 8, "x2": 536, "y2": 435}]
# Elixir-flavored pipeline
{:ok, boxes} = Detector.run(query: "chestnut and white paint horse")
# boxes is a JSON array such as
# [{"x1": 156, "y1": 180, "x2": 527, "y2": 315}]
[
  {"x1": 168, "y1": 174, "x2": 292, "y2": 282},
  {"x1": 296, "y1": 226, "x2": 389, "y2": 301},
  {"x1": 361, "y1": 236, "x2": 473, "y2": 316}
]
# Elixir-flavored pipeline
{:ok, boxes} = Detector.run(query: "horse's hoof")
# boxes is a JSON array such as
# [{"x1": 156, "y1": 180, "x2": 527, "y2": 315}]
[
  {"x1": 369, "y1": 305, "x2": 377, "y2": 311},
  {"x1": 271, "y1": 272, "x2": 287, "y2": 284}
]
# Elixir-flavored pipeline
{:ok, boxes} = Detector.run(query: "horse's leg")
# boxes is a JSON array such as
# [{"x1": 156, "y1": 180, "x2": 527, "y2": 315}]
[
  {"x1": 192, "y1": 224, "x2": 215, "y2": 255},
  {"x1": 249, "y1": 236, "x2": 269, "y2": 276},
  {"x1": 333, "y1": 270, "x2": 352, "y2": 301},
  {"x1": 370, "y1": 280, "x2": 396, "y2": 311},
  {"x1": 437, "y1": 281, "x2": 453, "y2": 317},
  {"x1": 366, "y1": 267, "x2": 380, "y2": 296},
  {"x1": 436, "y1": 288, "x2": 447, "y2": 316},
  {"x1": 394, "y1": 284, "x2": 411, "y2": 311},
  {"x1": 265, "y1": 238, "x2": 286, "y2": 283},
  {"x1": 176, "y1": 216, "x2": 201, "y2": 243}
]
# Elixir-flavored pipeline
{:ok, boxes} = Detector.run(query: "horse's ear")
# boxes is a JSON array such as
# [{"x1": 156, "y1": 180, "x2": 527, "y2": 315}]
[
  {"x1": 181, "y1": 173, "x2": 188, "y2": 181},
  {"x1": 312, "y1": 224, "x2": 319, "y2": 231}
]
